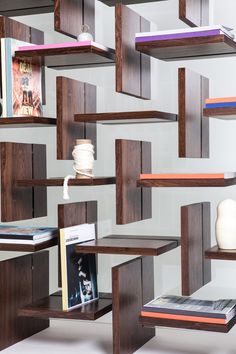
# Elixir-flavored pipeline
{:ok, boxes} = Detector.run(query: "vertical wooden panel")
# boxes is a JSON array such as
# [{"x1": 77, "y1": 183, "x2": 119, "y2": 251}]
[
  {"x1": 0, "y1": 1, "x2": 54, "y2": 16},
  {"x1": 116, "y1": 139, "x2": 152, "y2": 225},
  {"x1": 32, "y1": 145, "x2": 47, "y2": 218},
  {"x1": 115, "y1": 4, "x2": 151, "y2": 99},
  {"x1": 57, "y1": 76, "x2": 97, "y2": 160},
  {"x1": 201, "y1": 76, "x2": 210, "y2": 158},
  {"x1": 0, "y1": 254, "x2": 49, "y2": 351},
  {"x1": 202, "y1": 202, "x2": 211, "y2": 285},
  {"x1": 85, "y1": 83, "x2": 97, "y2": 159},
  {"x1": 179, "y1": 0, "x2": 209, "y2": 27},
  {"x1": 112, "y1": 257, "x2": 154, "y2": 354},
  {"x1": 1, "y1": 142, "x2": 33, "y2": 221},
  {"x1": 141, "y1": 257, "x2": 154, "y2": 305},
  {"x1": 178, "y1": 68, "x2": 209, "y2": 158},
  {"x1": 54, "y1": 0, "x2": 95, "y2": 39},
  {"x1": 140, "y1": 18, "x2": 151, "y2": 99},
  {"x1": 181, "y1": 202, "x2": 211, "y2": 296}
]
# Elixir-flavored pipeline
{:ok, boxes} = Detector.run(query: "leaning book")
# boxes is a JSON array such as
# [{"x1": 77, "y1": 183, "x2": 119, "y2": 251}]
[
  {"x1": 60, "y1": 223, "x2": 98, "y2": 311},
  {"x1": 141, "y1": 295, "x2": 236, "y2": 323},
  {"x1": 1, "y1": 38, "x2": 43, "y2": 117}
]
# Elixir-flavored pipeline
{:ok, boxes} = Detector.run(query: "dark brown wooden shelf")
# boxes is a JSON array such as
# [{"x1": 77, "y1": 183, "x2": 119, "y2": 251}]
[
  {"x1": 0, "y1": 238, "x2": 58, "y2": 252},
  {"x1": 18, "y1": 292, "x2": 112, "y2": 320},
  {"x1": 75, "y1": 111, "x2": 177, "y2": 124},
  {"x1": 205, "y1": 245, "x2": 236, "y2": 260},
  {"x1": 16, "y1": 177, "x2": 116, "y2": 187},
  {"x1": 0, "y1": 0, "x2": 54, "y2": 16},
  {"x1": 135, "y1": 35, "x2": 236, "y2": 61},
  {"x1": 75, "y1": 235, "x2": 180, "y2": 256},
  {"x1": 203, "y1": 107, "x2": 236, "y2": 120},
  {"x1": 15, "y1": 42, "x2": 115, "y2": 70},
  {"x1": 137, "y1": 177, "x2": 236, "y2": 188},
  {"x1": 0, "y1": 117, "x2": 56, "y2": 127},
  {"x1": 99, "y1": 0, "x2": 166, "y2": 5},
  {"x1": 139, "y1": 315, "x2": 236, "y2": 333}
]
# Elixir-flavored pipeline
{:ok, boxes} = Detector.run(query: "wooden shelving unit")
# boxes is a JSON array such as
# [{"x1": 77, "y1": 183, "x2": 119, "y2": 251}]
[
  {"x1": 203, "y1": 107, "x2": 236, "y2": 120},
  {"x1": 0, "y1": 0, "x2": 54, "y2": 16},
  {"x1": 0, "y1": 117, "x2": 56, "y2": 127},
  {"x1": 137, "y1": 176, "x2": 236, "y2": 188},
  {"x1": 15, "y1": 42, "x2": 115, "y2": 69},
  {"x1": 135, "y1": 35, "x2": 236, "y2": 61},
  {"x1": 75, "y1": 235, "x2": 180, "y2": 256},
  {"x1": 16, "y1": 177, "x2": 116, "y2": 187},
  {"x1": 0, "y1": 238, "x2": 58, "y2": 252},
  {"x1": 139, "y1": 315, "x2": 236, "y2": 333},
  {"x1": 99, "y1": 0, "x2": 166, "y2": 5},
  {"x1": 205, "y1": 245, "x2": 236, "y2": 260},
  {"x1": 18, "y1": 292, "x2": 112, "y2": 321},
  {"x1": 75, "y1": 111, "x2": 177, "y2": 124}
]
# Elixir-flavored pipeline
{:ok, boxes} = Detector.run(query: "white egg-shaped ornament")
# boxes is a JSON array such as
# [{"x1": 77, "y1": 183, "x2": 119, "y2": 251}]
[
  {"x1": 216, "y1": 199, "x2": 236, "y2": 249},
  {"x1": 77, "y1": 25, "x2": 93, "y2": 42}
]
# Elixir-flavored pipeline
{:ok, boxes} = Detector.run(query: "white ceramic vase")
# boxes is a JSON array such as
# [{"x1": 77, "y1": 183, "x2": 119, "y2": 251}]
[{"x1": 216, "y1": 199, "x2": 236, "y2": 249}]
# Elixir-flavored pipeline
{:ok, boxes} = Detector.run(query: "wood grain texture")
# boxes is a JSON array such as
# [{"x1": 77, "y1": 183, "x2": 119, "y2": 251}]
[
  {"x1": 135, "y1": 35, "x2": 236, "y2": 61},
  {"x1": 56, "y1": 76, "x2": 97, "y2": 160},
  {"x1": 112, "y1": 257, "x2": 155, "y2": 354},
  {"x1": 17, "y1": 177, "x2": 116, "y2": 187},
  {"x1": 179, "y1": 68, "x2": 209, "y2": 158},
  {"x1": 0, "y1": 0, "x2": 54, "y2": 16},
  {"x1": 203, "y1": 106, "x2": 236, "y2": 119},
  {"x1": 139, "y1": 315, "x2": 236, "y2": 333},
  {"x1": 115, "y1": 4, "x2": 151, "y2": 99},
  {"x1": 0, "y1": 142, "x2": 47, "y2": 221},
  {"x1": 0, "y1": 238, "x2": 58, "y2": 252},
  {"x1": 205, "y1": 246, "x2": 236, "y2": 260},
  {"x1": 179, "y1": 0, "x2": 209, "y2": 27},
  {"x1": 0, "y1": 117, "x2": 56, "y2": 126},
  {"x1": 18, "y1": 292, "x2": 112, "y2": 320},
  {"x1": 181, "y1": 202, "x2": 211, "y2": 296},
  {"x1": 0, "y1": 253, "x2": 49, "y2": 351},
  {"x1": 116, "y1": 139, "x2": 152, "y2": 224},
  {"x1": 75, "y1": 237, "x2": 179, "y2": 256},
  {"x1": 137, "y1": 177, "x2": 236, "y2": 187},
  {"x1": 54, "y1": 0, "x2": 95, "y2": 39}
]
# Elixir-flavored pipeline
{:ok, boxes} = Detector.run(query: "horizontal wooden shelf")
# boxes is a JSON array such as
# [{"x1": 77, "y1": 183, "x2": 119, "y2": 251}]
[
  {"x1": 0, "y1": 117, "x2": 56, "y2": 127},
  {"x1": 137, "y1": 177, "x2": 236, "y2": 188},
  {"x1": 203, "y1": 107, "x2": 236, "y2": 120},
  {"x1": 139, "y1": 315, "x2": 236, "y2": 333},
  {"x1": 0, "y1": 238, "x2": 58, "y2": 252},
  {"x1": 99, "y1": 0, "x2": 166, "y2": 5},
  {"x1": 74, "y1": 111, "x2": 177, "y2": 125},
  {"x1": 16, "y1": 177, "x2": 116, "y2": 187},
  {"x1": 15, "y1": 42, "x2": 116, "y2": 70},
  {"x1": 205, "y1": 245, "x2": 236, "y2": 260},
  {"x1": 0, "y1": 0, "x2": 54, "y2": 16},
  {"x1": 76, "y1": 235, "x2": 180, "y2": 256},
  {"x1": 18, "y1": 292, "x2": 112, "y2": 320},
  {"x1": 135, "y1": 34, "x2": 236, "y2": 61}
]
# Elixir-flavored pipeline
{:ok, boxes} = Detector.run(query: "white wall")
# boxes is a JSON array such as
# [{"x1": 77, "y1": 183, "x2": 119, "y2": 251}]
[{"x1": 0, "y1": 0, "x2": 236, "y2": 318}]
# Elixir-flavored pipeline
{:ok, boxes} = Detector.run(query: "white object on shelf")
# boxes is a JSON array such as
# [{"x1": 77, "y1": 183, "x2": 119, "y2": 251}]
[
  {"x1": 77, "y1": 25, "x2": 94, "y2": 42},
  {"x1": 216, "y1": 199, "x2": 236, "y2": 249}
]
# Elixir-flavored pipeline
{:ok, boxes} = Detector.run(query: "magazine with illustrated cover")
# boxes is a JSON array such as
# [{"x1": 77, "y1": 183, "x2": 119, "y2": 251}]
[
  {"x1": 0, "y1": 226, "x2": 58, "y2": 240},
  {"x1": 1, "y1": 38, "x2": 43, "y2": 117},
  {"x1": 60, "y1": 223, "x2": 98, "y2": 311},
  {"x1": 142, "y1": 295, "x2": 236, "y2": 321}
]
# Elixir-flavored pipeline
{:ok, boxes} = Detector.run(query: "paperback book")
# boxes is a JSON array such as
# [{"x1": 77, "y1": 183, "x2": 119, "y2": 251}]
[
  {"x1": 60, "y1": 223, "x2": 98, "y2": 311},
  {"x1": 0, "y1": 226, "x2": 58, "y2": 244},
  {"x1": 1, "y1": 38, "x2": 43, "y2": 117},
  {"x1": 140, "y1": 172, "x2": 236, "y2": 180}
]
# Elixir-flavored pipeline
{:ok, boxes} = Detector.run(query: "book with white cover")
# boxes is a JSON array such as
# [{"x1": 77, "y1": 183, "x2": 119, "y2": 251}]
[{"x1": 60, "y1": 223, "x2": 98, "y2": 311}]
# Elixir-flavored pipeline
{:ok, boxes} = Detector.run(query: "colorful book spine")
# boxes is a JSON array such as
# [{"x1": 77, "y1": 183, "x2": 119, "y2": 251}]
[
  {"x1": 206, "y1": 97, "x2": 236, "y2": 104},
  {"x1": 140, "y1": 173, "x2": 236, "y2": 180},
  {"x1": 140, "y1": 311, "x2": 227, "y2": 324},
  {"x1": 205, "y1": 102, "x2": 236, "y2": 108}
]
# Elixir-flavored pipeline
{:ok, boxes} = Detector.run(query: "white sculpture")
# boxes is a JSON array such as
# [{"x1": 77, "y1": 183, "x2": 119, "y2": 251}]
[
  {"x1": 216, "y1": 199, "x2": 236, "y2": 249},
  {"x1": 77, "y1": 25, "x2": 93, "y2": 42}
]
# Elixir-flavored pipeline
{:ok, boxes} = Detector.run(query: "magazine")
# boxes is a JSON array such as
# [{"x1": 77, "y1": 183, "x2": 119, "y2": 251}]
[
  {"x1": 0, "y1": 226, "x2": 58, "y2": 240},
  {"x1": 60, "y1": 223, "x2": 98, "y2": 311},
  {"x1": 1, "y1": 38, "x2": 43, "y2": 117}
]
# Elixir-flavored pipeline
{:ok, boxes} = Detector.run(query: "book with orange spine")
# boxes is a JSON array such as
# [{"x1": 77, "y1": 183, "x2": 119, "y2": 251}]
[
  {"x1": 140, "y1": 173, "x2": 236, "y2": 180},
  {"x1": 205, "y1": 97, "x2": 236, "y2": 104},
  {"x1": 140, "y1": 311, "x2": 227, "y2": 324}
]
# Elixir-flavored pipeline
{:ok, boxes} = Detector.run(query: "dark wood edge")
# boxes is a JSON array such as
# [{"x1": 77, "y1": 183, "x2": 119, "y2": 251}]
[
  {"x1": 203, "y1": 107, "x2": 236, "y2": 118},
  {"x1": 0, "y1": 238, "x2": 58, "y2": 252},
  {"x1": 205, "y1": 245, "x2": 236, "y2": 260},
  {"x1": 137, "y1": 178, "x2": 236, "y2": 187},
  {"x1": 0, "y1": 117, "x2": 56, "y2": 125},
  {"x1": 105, "y1": 234, "x2": 181, "y2": 244},
  {"x1": 16, "y1": 177, "x2": 116, "y2": 187},
  {"x1": 75, "y1": 111, "x2": 177, "y2": 122}
]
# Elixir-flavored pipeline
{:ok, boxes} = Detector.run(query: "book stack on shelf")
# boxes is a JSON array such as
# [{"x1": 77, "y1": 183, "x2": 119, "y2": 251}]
[
  {"x1": 0, "y1": 226, "x2": 58, "y2": 245},
  {"x1": 141, "y1": 295, "x2": 236, "y2": 324},
  {"x1": 205, "y1": 97, "x2": 236, "y2": 109}
]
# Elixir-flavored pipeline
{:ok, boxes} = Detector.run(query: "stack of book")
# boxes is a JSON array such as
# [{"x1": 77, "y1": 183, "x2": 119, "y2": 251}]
[
  {"x1": 0, "y1": 226, "x2": 58, "y2": 245},
  {"x1": 141, "y1": 295, "x2": 236, "y2": 324},
  {"x1": 135, "y1": 25, "x2": 235, "y2": 43},
  {"x1": 205, "y1": 97, "x2": 236, "y2": 109}
]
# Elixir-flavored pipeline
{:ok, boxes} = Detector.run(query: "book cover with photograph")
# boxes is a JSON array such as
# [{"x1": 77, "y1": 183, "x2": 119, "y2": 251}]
[
  {"x1": 60, "y1": 223, "x2": 98, "y2": 311},
  {"x1": 0, "y1": 225, "x2": 58, "y2": 240},
  {"x1": 1, "y1": 38, "x2": 43, "y2": 117}
]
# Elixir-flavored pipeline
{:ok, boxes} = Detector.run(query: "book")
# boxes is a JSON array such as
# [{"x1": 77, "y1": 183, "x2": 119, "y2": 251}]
[
  {"x1": 1, "y1": 38, "x2": 43, "y2": 117},
  {"x1": 140, "y1": 173, "x2": 236, "y2": 180},
  {"x1": 60, "y1": 223, "x2": 98, "y2": 311},
  {"x1": 206, "y1": 97, "x2": 236, "y2": 104},
  {"x1": 141, "y1": 295, "x2": 236, "y2": 323},
  {"x1": 0, "y1": 226, "x2": 58, "y2": 240},
  {"x1": 205, "y1": 102, "x2": 236, "y2": 108},
  {"x1": 135, "y1": 25, "x2": 235, "y2": 42},
  {"x1": 0, "y1": 235, "x2": 56, "y2": 245}
]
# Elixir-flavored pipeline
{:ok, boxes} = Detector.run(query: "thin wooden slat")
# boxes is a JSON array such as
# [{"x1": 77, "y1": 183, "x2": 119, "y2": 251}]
[
  {"x1": 179, "y1": 0, "x2": 209, "y2": 27},
  {"x1": 0, "y1": 0, "x2": 54, "y2": 16},
  {"x1": 112, "y1": 257, "x2": 154, "y2": 354},
  {"x1": 32, "y1": 145, "x2": 47, "y2": 218}
]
